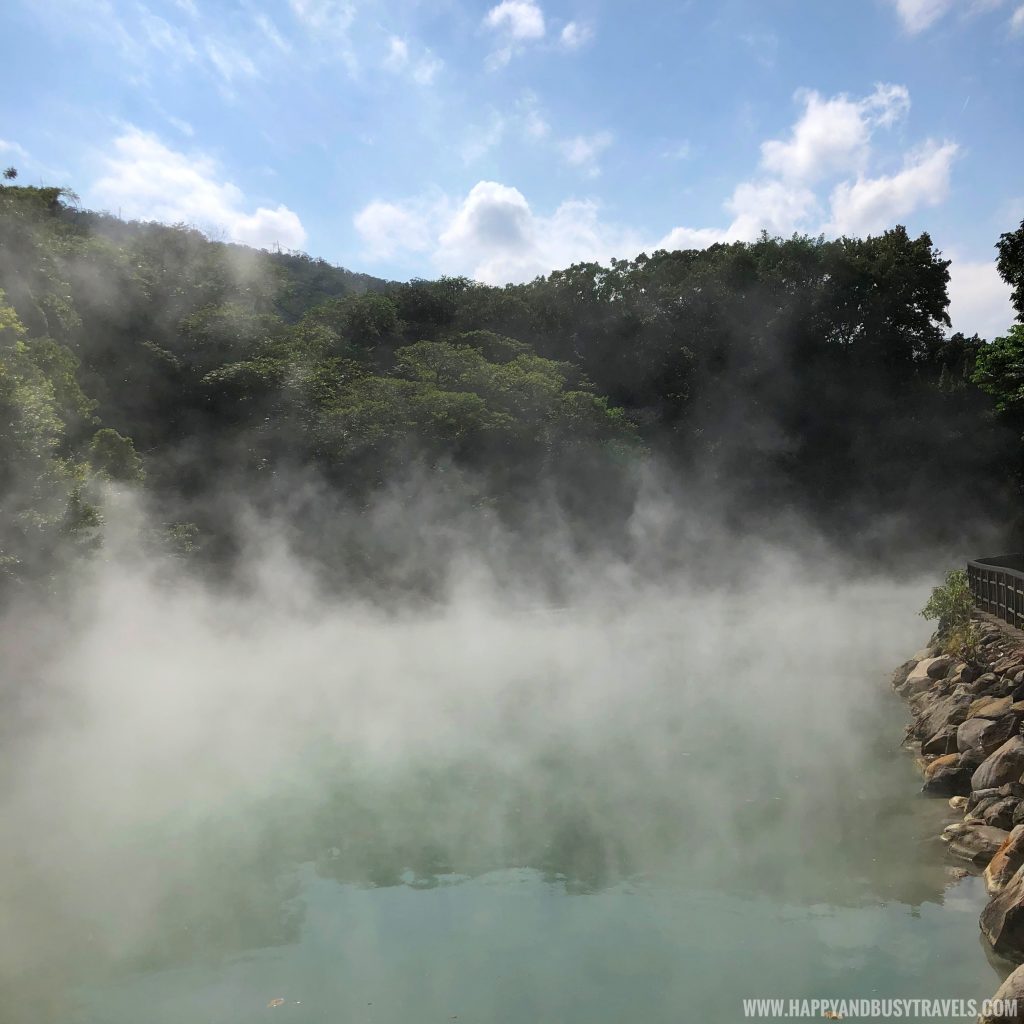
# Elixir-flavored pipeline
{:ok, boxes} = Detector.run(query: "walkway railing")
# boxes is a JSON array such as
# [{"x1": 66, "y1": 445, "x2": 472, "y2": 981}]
[{"x1": 968, "y1": 555, "x2": 1024, "y2": 629}]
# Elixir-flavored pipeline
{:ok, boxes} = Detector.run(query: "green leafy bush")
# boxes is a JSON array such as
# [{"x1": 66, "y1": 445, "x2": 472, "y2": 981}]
[{"x1": 921, "y1": 569, "x2": 976, "y2": 653}]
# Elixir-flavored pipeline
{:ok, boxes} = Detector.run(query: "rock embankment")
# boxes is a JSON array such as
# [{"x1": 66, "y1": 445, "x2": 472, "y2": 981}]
[{"x1": 895, "y1": 616, "x2": 1024, "y2": 1020}]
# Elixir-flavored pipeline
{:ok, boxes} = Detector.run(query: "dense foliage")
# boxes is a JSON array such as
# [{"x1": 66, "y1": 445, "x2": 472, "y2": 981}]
[
  {"x1": 921, "y1": 569, "x2": 980, "y2": 657},
  {"x1": 1, "y1": 180, "x2": 1022, "y2": 597}
]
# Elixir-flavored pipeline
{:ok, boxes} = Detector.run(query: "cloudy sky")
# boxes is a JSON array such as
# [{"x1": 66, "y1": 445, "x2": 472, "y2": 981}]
[{"x1": 2, "y1": 0, "x2": 1022, "y2": 337}]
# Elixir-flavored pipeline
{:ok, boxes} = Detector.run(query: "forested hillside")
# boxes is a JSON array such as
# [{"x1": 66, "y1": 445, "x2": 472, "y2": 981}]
[{"x1": 2, "y1": 180, "x2": 1023, "y2": 599}]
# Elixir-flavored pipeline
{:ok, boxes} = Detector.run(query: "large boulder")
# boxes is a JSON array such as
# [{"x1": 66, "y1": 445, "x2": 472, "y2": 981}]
[
  {"x1": 974, "y1": 737, "x2": 1024, "y2": 792},
  {"x1": 923, "y1": 725, "x2": 960, "y2": 756},
  {"x1": 986, "y1": 826, "x2": 1024, "y2": 894},
  {"x1": 900, "y1": 659, "x2": 940, "y2": 696},
  {"x1": 901, "y1": 657, "x2": 955, "y2": 696},
  {"x1": 942, "y1": 822, "x2": 1011, "y2": 865},
  {"x1": 927, "y1": 655, "x2": 956, "y2": 679},
  {"x1": 982, "y1": 864, "x2": 1024, "y2": 959},
  {"x1": 977, "y1": 962, "x2": 1024, "y2": 1023},
  {"x1": 982, "y1": 798, "x2": 1020, "y2": 830},
  {"x1": 969, "y1": 696, "x2": 1014, "y2": 720},
  {"x1": 923, "y1": 753, "x2": 973, "y2": 795},
  {"x1": 892, "y1": 659, "x2": 920, "y2": 691},
  {"x1": 915, "y1": 694, "x2": 971, "y2": 741},
  {"x1": 961, "y1": 717, "x2": 1022, "y2": 766},
  {"x1": 973, "y1": 672, "x2": 1001, "y2": 695}
]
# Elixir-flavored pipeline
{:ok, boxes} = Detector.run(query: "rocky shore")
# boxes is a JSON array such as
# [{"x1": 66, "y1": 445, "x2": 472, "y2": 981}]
[{"x1": 895, "y1": 614, "x2": 1024, "y2": 1022}]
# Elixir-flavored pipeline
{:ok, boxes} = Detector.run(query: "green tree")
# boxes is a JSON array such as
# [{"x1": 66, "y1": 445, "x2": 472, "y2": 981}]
[
  {"x1": 89, "y1": 428, "x2": 144, "y2": 482},
  {"x1": 997, "y1": 220, "x2": 1024, "y2": 321}
]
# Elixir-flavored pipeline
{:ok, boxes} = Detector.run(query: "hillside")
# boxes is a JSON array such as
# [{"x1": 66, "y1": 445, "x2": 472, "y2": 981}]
[{"x1": 2, "y1": 182, "x2": 1023, "y2": 597}]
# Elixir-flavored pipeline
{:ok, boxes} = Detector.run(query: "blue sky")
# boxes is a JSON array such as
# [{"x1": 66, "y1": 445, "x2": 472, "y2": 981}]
[{"x1": 1, "y1": 0, "x2": 1022, "y2": 337}]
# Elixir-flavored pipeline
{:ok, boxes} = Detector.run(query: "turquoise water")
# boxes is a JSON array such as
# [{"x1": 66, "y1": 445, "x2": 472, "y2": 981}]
[
  {"x1": 3, "y1": 585, "x2": 1013, "y2": 1022},
  {"x1": 42, "y1": 705, "x2": 1007, "y2": 1024},
  {"x1": 69, "y1": 865, "x2": 999, "y2": 1024}
]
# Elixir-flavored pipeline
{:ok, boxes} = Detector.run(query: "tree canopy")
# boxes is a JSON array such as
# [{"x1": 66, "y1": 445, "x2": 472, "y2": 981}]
[{"x1": 1, "y1": 182, "x2": 1021, "y2": 597}]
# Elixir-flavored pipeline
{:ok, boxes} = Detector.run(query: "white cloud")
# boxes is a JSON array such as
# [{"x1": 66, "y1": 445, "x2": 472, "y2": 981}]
[
  {"x1": 383, "y1": 35, "x2": 409, "y2": 71},
  {"x1": 382, "y1": 35, "x2": 442, "y2": 85},
  {"x1": 662, "y1": 141, "x2": 694, "y2": 161},
  {"x1": 255, "y1": 13, "x2": 291, "y2": 54},
  {"x1": 289, "y1": 0, "x2": 355, "y2": 35},
  {"x1": 889, "y1": 0, "x2": 955, "y2": 33},
  {"x1": 0, "y1": 139, "x2": 30, "y2": 161},
  {"x1": 289, "y1": 0, "x2": 356, "y2": 71},
  {"x1": 826, "y1": 141, "x2": 958, "y2": 235},
  {"x1": 139, "y1": 10, "x2": 197, "y2": 63},
  {"x1": 560, "y1": 21, "x2": 594, "y2": 49},
  {"x1": 483, "y1": 0, "x2": 545, "y2": 67},
  {"x1": 484, "y1": 1, "x2": 545, "y2": 40},
  {"x1": 1012, "y1": 3, "x2": 1024, "y2": 30},
  {"x1": 560, "y1": 131, "x2": 613, "y2": 177},
  {"x1": 355, "y1": 181, "x2": 641, "y2": 284},
  {"x1": 726, "y1": 180, "x2": 820, "y2": 239},
  {"x1": 412, "y1": 54, "x2": 443, "y2": 85},
  {"x1": 436, "y1": 182, "x2": 641, "y2": 284},
  {"x1": 657, "y1": 224, "x2": 733, "y2": 250},
  {"x1": 888, "y1": 0, "x2": 1014, "y2": 32},
  {"x1": 352, "y1": 82, "x2": 967, "y2": 289},
  {"x1": 760, "y1": 84, "x2": 910, "y2": 183},
  {"x1": 461, "y1": 114, "x2": 507, "y2": 163},
  {"x1": 948, "y1": 256, "x2": 1015, "y2": 338},
  {"x1": 167, "y1": 115, "x2": 195, "y2": 137},
  {"x1": 658, "y1": 179, "x2": 819, "y2": 250},
  {"x1": 204, "y1": 39, "x2": 259, "y2": 82},
  {"x1": 91, "y1": 127, "x2": 307, "y2": 250},
  {"x1": 353, "y1": 199, "x2": 437, "y2": 261},
  {"x1": 517, "y1": 92, "x2": 550, "y2": 140}
]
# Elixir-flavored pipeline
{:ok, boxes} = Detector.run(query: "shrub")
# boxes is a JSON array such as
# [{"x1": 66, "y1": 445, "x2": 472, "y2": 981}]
[
  {"x1": 921, "y1": 569, "x2": 974, "y2": 638},
  {"x1": 942, "y1": 620, "x2": 982, "y2": 660}
]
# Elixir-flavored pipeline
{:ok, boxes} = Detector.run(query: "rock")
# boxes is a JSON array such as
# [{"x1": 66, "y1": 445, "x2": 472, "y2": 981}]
[
  {"x1": 901, "y1": 659, "x2": 942, "y2": 696},
  {"x1": 942, "y1": 822, "x2": 1011, "y2": 864},
  {"x1": 962, "y1": 663, "x2": 980, "y2": 686},
  {"x1": 950, "y1": 795, "x2": 969, "y2": 811},
  {"x1": 969, "y1": 696, "x2": 1014, "y2": 720},
  {"x1": 960, "y1": 716, "x2": 1022, "y2": 764},
  {"x1": 974, "y1": 737, "x2": 1024, "y2": 791},
  {"x1": 969, "y1": 784, "x2": 1024, "y2": 811},
  {"x1": 982, "y1": 797, "x2": 1020, "y2": 830},
  {"x1": 972, "y1": 672, "x2": 1001, "y2": 695},
  {"x1": 977, "y1": 962, "x2": 1024, "y2": 1023},
  {"x1": 902, "y1": 656, "x2": 958, "y2": 696},
  {"x1": 923, "y1": 753, "x2": 973, "y2": 796},
  {"x1": 987, "y1": 827, "x2": 1024, "y2": 894},
  {"x1": 891, "y1": 658, "x2": 919, "y2": 690},
  {"x1": 923, "y1": 725, "x2": 960, "y2": 756},
  {"x1": 982, "y1": 864, "x2": 1024, "y2": 960},
  {"x1": 994, "y1": 655, "x2": 1024, "y2": 676},
  {"x1": 915, "y1": 694, "x2": 971, "y2": 741},
  {"x1": 1014, "y1": 803, "x2": 1024, "y2": 828},
  {"x1": 961, "y1": 718, "x2": 996, "y2": 753}
]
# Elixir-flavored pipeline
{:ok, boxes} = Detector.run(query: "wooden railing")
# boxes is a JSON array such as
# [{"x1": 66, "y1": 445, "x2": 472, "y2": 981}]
[{"x1": 968, "y1": 555, "x2": 1024, "y2": 629}]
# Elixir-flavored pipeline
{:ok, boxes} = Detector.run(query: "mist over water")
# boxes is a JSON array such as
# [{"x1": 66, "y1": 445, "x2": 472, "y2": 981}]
[{"x1": 0, "y1": 497, "x2": 1000, "y2": 1022}]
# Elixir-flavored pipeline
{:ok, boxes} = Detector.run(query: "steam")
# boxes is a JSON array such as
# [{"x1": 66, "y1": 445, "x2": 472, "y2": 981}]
[{"x1": 0, "y1": 487, "x2": 940, "y2": 1021}]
